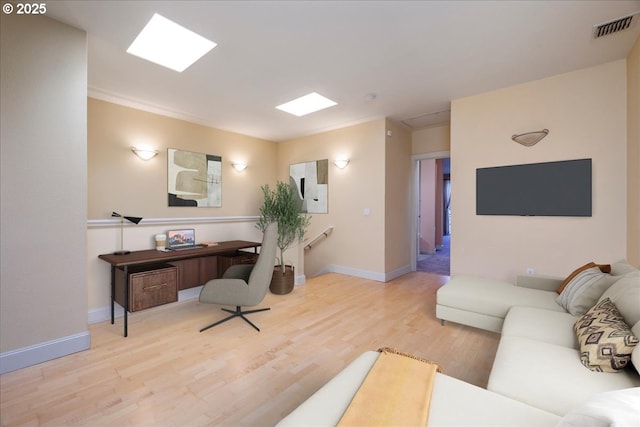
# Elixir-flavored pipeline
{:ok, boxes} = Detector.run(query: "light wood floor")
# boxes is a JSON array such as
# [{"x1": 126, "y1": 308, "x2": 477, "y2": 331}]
[{"x1": 1, "y1": 272, "x2": 499, "y2": 427}]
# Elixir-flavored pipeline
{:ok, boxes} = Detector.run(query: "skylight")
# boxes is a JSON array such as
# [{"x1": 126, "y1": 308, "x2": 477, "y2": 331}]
[
  {"x1": 276, "y1": 92, "x2": 337, "y2": 117},
  {"x1": 127, "y1": 13, "x2": 216, "y2": 72}
]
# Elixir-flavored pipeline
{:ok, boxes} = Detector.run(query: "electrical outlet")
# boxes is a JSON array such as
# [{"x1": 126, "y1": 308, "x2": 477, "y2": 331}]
[{"x1": 526, "y1": 268, "x2": 535, "y2": 275}]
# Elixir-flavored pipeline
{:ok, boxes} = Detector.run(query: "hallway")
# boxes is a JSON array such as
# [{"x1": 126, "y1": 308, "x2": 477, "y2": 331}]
[{"x1": 417, "y1": 234, "x2": 450, "y2": 276}]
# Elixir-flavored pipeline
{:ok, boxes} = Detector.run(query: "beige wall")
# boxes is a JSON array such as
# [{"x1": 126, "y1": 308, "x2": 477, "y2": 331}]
[
  {"x1": 627, "y1": 35, "x2": 640, "y2": 267},
  {"x1": 420, "y1": 159, "x2": 437, "y2": 254},
  {"x1": 451, "y1": 60, "x2": 628, "y2": 281},
  {"x1": 3, "y1": 12, "x2": 634, "y2": 374},
  {"x1": 412, "y1": 124, "x2": 451, "y2": 154},
  {"x1": 277, "y1": 120, "x2": 388, "y2": 278},
  {"x1": 384, "y1": 119, "x2": 413, "y2": 273},
  {"x1": 86, "y1": 99, "x2": 278, "y2": 315},
  {"x1": 1, "y1": 15, "x2": 88, "y2": 360},
  {"x1": 88, "y1": 98, "x2": 277, "y2": 219}
]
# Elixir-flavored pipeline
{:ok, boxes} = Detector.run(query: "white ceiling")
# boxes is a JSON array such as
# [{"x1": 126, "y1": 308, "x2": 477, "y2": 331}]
[{"x1": 46, "y1": 1, "x2": 640, "y2": 142}]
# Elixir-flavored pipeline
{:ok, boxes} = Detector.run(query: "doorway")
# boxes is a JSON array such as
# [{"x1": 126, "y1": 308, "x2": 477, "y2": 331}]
[{"x1": 414, "y1": 155, "x2": 451, "y2": 276}]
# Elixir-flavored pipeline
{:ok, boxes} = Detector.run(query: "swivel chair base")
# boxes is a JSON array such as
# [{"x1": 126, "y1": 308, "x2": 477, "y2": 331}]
[{"x1": 200, "y1": 305, "x2": 270, "y2": 332}]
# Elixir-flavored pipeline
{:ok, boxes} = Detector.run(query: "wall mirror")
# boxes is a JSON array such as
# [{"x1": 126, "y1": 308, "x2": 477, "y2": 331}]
[{"x1": 289, "y1": 159, "x2": 328, "y2": 213}]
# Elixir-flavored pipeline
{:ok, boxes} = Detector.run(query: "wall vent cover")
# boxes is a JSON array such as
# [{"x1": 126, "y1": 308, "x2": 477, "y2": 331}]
[{"x1": 593, "y1": 13, "x2": 638, "y2": 39}]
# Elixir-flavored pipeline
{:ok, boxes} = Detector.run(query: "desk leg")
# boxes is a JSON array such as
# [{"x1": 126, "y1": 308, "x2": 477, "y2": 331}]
[
  {"x1": 124, "y1": 265, "x2": 129, "y2": 337},
  {"x1": 110, "y1": 266, "x2": 115, "y2": 324}
]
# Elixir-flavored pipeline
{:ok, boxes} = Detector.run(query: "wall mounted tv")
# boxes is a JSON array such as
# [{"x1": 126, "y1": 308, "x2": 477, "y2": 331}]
[{"x1": 476, "y1": 158, "x2": 592, "y2": 217}]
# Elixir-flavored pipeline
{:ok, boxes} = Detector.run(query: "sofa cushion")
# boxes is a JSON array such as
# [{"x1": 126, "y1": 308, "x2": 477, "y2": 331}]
[
  {"x1": 574, "y1": 298, "x2": 638, "y2": 373},
  {"x1": 502, "y1": 306, "x2": 578, "y2": 348},
  {"x1": 488, "y1": 336, "x2": 640, "y2": 416},
  {"x1": 437, "y1": 276, "x2": 565, "y2": 321},
  {"x1": 556, "y1": 262, "x2": 611, "y2": 294},
  {"x1": 598, "y1": 272, "x2": 640, "y2": 326},
  {"x1": 556, "y1": 267, "x2": 617, "y2": 316},
  {"x1": 429, "y1": 373, "x2": 562, "y2": 426},
  {"x1": 556, "y1": 387, "x2": 640, "y2": 427},
  {"x1": 277, "y1": 351, "x2": 562, "y2": 427},
  {"x1": 435, "y1": 304, "x2": 505, "y2": 333},
  {"x1": 609, "y1": 260, "x2": 639, "y2": 277}
]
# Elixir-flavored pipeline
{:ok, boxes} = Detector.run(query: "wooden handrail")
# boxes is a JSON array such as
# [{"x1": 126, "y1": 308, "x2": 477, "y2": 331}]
[{"x1": 304, "y1": 226, "x2": 334, "y2": 251}]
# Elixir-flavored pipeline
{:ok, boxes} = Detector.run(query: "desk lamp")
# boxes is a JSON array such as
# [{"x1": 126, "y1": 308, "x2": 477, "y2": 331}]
[{"x1": 112, "y1": 211, "x2": 143, "y2": 255}]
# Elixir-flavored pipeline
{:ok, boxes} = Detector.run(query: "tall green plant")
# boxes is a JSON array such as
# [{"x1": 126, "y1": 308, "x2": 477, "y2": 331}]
[{"x1": 257, "y1": 181, "x2": 311, "y2": 273}]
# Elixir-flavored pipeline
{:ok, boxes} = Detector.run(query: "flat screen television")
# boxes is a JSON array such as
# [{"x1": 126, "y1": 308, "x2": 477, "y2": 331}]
[{"x1": 476, "y1": 158, "x2": 592, "y2": 217}]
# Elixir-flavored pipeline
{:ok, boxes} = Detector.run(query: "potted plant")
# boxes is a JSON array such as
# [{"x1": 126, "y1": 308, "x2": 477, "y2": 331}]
[{"x1": 256, "y1": 181, "x2": 311, "y2": 294}]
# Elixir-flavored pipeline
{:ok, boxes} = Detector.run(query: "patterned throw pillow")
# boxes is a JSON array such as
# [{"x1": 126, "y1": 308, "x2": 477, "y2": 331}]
[{"x1": 574, "y1": 298, "x2": 639, "y2": 373}]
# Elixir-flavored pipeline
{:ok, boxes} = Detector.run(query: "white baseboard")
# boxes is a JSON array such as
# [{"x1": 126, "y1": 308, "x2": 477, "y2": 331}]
[
  {"x1": 178, "y1": 285, "x2": 203, "y2": 302},
  {"x1": 327, "y1": 265, "x2": 386, "y2": 282},
  {"x1": 385, "y1": 264, "x2": 412, "y2": 281},
  {"x1": 88, "y1": 286, "x2": 204, "y2": 324},
  {"x1": 0, "y1": 331, "x2": 91, "y2": 374},
  {"x1": 314, "y1": 264, "x2": 412, "y2": 283},
  {"x1": 295, "y1": 274, "x2": 306, "y2": 285},
  {"x1": 88, "y1": 304, "x2": 124, "y2": 324}
]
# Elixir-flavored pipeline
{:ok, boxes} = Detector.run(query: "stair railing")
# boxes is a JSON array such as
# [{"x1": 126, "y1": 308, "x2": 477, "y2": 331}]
[{"x1": 304, "y1": 226, "x2": 334, "y2": 251}]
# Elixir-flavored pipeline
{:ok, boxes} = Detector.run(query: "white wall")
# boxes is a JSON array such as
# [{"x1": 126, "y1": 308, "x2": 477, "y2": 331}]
[
  {"x1": 1, "y1": 14, "x2": 88, "y2": 372},
  {"x1": 451, "y1": 60, "x2": 627, "y2": 281}
]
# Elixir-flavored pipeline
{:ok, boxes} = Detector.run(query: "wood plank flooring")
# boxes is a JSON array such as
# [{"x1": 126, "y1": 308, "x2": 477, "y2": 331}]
[{"x1": 0, "y1": 272, "x2": 499, "y2": 427}]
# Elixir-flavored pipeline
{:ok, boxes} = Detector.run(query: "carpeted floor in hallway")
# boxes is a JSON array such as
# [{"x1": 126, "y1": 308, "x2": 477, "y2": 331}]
[{"x1": 417, "y1": 234, "x2": 450, "y2": 276}]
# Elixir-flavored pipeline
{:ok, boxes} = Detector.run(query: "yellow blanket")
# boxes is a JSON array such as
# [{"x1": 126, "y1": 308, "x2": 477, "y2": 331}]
[{"x1": 338, "y1": 348, "x2": 441, "y2": 427}]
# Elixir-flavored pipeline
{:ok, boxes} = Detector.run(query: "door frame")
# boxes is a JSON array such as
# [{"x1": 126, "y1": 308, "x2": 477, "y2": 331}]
[{"x1": 410, "y1": 150, "x2": 451, "y2": 271}]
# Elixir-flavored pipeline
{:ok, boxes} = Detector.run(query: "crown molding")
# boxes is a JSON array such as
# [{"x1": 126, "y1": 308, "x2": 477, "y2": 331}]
[{"x1": 88, "y1": 86, "x2": 211, "y2": 128}]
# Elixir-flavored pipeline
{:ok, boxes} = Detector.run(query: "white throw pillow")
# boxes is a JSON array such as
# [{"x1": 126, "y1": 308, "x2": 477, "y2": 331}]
[
  {"x1": 556, "y1": 388, "x2": 640, "y2": 427},
  {"x1": 599, "y1": 273, "x2": 640, "y2": 326},
  {"x1": 557, "y1": 267, "x2": 616, "y2": 316},
  {"x1": 610, "y1": 260, "x2": 640, "y2": 277}
]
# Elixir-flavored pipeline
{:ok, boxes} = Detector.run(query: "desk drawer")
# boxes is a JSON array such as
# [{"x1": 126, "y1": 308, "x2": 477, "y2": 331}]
[
  {"x1": 218, "y1": 252, "x2": 259, "y2": 276},
  {"x1": 116, "y1": 265, "x2": 178, "y2": 312}
]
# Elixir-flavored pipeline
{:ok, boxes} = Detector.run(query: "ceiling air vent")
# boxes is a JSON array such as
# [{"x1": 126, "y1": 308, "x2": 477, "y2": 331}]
[{"x1": 593, "y1": 13, "x2": 638, "y2": 39}]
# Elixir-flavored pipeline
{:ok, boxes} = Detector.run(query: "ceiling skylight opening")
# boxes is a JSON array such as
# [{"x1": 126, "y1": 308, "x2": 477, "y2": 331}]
[
  {"x1": 127, "y1": 13, "x2": 217, "y2": 72},
  {"x1": 276, "y1": 92, "x2": 338, "y2": 117}
]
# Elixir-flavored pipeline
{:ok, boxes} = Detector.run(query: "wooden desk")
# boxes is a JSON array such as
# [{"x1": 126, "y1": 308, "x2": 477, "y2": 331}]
[{"x1": 99, "y1": 240, "x2": 260, "y2": 337}]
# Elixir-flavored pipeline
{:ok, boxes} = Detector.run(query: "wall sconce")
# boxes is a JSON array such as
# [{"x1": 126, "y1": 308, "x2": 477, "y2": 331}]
[
  {"x1": 232, "y1": 162, "x2": 247, "y2": 172},
  {"x1": 511, "y1": 129, "x2": 549, "y2": 147},
  {"x1": 333, "y1": 159, "x2": 350, "y2": 169},
  {"x1": 132, "y1": 147, "x2": 158, "y2": 160}
]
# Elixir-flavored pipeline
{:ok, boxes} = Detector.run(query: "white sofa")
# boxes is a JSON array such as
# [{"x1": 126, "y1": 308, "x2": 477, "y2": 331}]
[
  {"x1": 436, "y1": 260, "x2": 640, "y2": 416},
  {"x1": 277, "y1": 351, "x2": 562, "y2": 426},
  {"x1": 277, "y1": 261, "x2": 640, "y2": 426},
  {"x1": 435, "y1": 274, "x2": 566, "y2": 333}
]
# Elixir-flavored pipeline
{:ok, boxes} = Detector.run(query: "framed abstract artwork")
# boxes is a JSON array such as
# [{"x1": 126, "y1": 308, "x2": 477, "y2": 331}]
[
  {"x1": 289, "y1": 159, "x2": 328, "y2": 213},
  {"x1": 168, "y1": 148, "x2": 222, "y2": 207}
]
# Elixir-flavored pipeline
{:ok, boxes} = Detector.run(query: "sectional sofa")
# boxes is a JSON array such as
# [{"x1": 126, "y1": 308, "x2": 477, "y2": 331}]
[
  {"x1": 436, "y1": 260, "x2": 640, "y2": 416},
  {"x1": 277, "y1": 261, "x2": 640, "y2": 426}
]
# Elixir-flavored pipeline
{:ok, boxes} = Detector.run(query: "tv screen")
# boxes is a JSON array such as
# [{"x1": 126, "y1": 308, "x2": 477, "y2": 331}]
[{"x1": 476, "y1": 158, "x2": 592, "y2": 217}]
